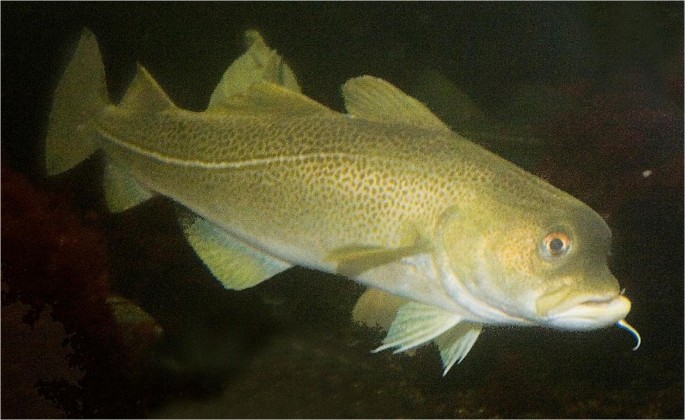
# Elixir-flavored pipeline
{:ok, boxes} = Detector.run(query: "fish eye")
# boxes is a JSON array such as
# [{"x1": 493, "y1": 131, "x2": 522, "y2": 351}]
[{"x1": 540, "y1": 231, "x2": 572, "y2": 259}]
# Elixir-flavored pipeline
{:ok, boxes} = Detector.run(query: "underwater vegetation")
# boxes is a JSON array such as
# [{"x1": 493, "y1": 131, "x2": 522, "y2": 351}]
[
  {"x1": 2, "y1": 167, "x2": 130, "y2": 417},
  {"x1": 2, "y1": 298, "x2": 84, "y2": 418}
]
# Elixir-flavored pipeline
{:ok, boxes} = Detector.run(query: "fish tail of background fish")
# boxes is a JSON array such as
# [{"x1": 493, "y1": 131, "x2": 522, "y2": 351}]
[{"x1": 45, "y1": 29, "x2": 107, "y2": 176}]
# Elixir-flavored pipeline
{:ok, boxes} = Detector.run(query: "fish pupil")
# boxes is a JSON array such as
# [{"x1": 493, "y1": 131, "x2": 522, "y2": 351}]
[{"x1": 549, "y1": 238, "x2": 564, "y2": 252}]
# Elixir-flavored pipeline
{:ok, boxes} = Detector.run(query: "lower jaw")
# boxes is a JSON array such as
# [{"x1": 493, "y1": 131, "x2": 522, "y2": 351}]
[{"x1": 544, "y1": 295, "x2": 632, "y2": 331}]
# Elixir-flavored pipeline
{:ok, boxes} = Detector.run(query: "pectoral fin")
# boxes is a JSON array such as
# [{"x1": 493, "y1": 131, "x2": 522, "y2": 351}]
[
  {"x1": 434, "y1": 321, "x2": 483, "y2": 376},
  {"x1": 180, "y1": 214, "x2": 291, "y2": 290},
  {"x1": 352, "y1": 287, "x2": 410, "y2": 331},
  {"x1": 372, "y1": 302, "x2": 462, "y2": 354},
  {"x1": 326, "y1": 237, "x2": 431, "y2": 278}
]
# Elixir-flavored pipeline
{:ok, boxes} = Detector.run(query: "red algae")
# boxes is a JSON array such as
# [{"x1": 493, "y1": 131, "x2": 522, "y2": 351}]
[
  {"x1": 1, "y1": 167, "x2": 134, "y2": 417},
  {"x1": 1, "y1": 298, "x2": 84, "y2": 418}
]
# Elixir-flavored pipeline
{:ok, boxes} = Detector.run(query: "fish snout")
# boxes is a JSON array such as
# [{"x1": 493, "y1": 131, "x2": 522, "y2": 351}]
[{"x1": 537, "y1": 291, "x2": 631, "y2": 331}]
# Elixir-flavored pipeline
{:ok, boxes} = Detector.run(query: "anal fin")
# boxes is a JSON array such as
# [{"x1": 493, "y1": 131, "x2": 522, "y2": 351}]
[
  {"x1": 103, "y1": 163, "x2": 154, "y2": 212},
  {"x1": 180, "y1": 214, "x2": 291, "y2": 290}
]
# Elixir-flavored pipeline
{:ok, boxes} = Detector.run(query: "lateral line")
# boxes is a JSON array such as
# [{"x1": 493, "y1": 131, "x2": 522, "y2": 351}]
[{"x1": 99, "y1": 131, "x2": 357, "y2": 169}]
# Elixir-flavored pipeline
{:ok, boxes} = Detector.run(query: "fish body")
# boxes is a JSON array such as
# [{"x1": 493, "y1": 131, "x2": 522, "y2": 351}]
[{"x1": 46, "y1": 29, "x2": 640, "y2": 375}]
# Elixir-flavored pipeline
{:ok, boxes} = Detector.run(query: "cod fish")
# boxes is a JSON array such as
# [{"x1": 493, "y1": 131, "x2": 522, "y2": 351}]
[{"x1": 45, "y1": 29, "x2": 640, "y2": 375}]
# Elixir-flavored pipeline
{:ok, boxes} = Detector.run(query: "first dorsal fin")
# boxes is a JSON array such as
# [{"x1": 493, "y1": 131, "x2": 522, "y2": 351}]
[
  {"x1": 119, "y1": 64, "x2": 176, "y2": 113},
  {"x1": 208, "y1": 30, "x2": 301, "y2": 110},
  {"x1": 342, "y1": 76, "x2": 452, "y2": 133}
]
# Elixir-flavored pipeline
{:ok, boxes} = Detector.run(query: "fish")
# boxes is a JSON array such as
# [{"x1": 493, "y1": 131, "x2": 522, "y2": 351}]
[{"x1": 45, "y1": 29, "x2": 641, "y2": 376}]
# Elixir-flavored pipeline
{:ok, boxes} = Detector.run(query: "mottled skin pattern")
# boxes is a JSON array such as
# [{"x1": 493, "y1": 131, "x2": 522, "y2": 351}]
[
  {"x1": 44, "y1": 29, "x2": 640, "y2": 373},
  {"x1": 97, "y1": 101, "x2": 621, "y2": 324}
]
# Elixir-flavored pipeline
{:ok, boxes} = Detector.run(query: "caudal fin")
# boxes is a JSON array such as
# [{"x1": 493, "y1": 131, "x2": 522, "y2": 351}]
[{"x1": 45, "y1": 29, "x2": 109, "y2": 176}]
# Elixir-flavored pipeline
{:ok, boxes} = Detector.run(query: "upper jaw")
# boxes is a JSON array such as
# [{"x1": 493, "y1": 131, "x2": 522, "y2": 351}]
[{"x1": 537, "y1": 292, "x2": 632, "y2": 330}]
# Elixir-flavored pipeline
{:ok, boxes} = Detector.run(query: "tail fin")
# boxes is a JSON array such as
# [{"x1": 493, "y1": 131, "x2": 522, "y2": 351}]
[{"x1": 45, "y1": 29, "x2": 109, "y2": 176}]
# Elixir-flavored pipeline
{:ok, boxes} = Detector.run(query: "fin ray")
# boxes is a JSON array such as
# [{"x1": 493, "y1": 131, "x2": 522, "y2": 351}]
[
  {"x1": 434, "y1": 322, "x2": 483, "y2": 376},
  {"x1": 373, "y1": 302, "x2": 461, "y2": 354}
]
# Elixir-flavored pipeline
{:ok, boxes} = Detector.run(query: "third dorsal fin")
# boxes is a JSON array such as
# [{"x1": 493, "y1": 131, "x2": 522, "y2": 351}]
[{"x1": 119, "y1": 64, "x2": 176, "y2": 113}]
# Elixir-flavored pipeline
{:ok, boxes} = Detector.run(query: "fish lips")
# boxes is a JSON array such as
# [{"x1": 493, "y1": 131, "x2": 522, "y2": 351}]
[{"x1": 537, "y1": 292, "x2": 631, "y2": 331}]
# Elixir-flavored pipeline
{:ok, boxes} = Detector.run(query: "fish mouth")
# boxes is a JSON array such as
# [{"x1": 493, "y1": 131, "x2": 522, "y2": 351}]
[{"x1": 538, "y1": 293, "x2": 632, "y2": 330}]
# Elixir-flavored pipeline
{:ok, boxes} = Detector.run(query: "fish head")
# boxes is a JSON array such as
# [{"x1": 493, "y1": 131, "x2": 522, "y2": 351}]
[{"x1": 437, "y1": 198, "x2": 632, "y2": 332}]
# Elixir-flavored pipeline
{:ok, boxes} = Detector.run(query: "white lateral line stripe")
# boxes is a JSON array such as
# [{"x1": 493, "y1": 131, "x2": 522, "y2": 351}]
[{"x1": 99, "y1": 130, "x2": 357, "y2": 169}]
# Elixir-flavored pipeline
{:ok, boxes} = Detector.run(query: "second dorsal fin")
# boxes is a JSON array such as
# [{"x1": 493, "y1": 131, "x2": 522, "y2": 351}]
[
  {"x1": 211, "y1": 82, "x2": 336, "y2": 116},
  {"x1": 208, "y1": 30, "x2": 301, "y2": 110}
]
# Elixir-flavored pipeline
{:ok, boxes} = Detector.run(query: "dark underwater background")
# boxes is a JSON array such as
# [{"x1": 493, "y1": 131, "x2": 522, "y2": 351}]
[{"x1": 2, "y1": 2, "x2": 683, "y2": 418}]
